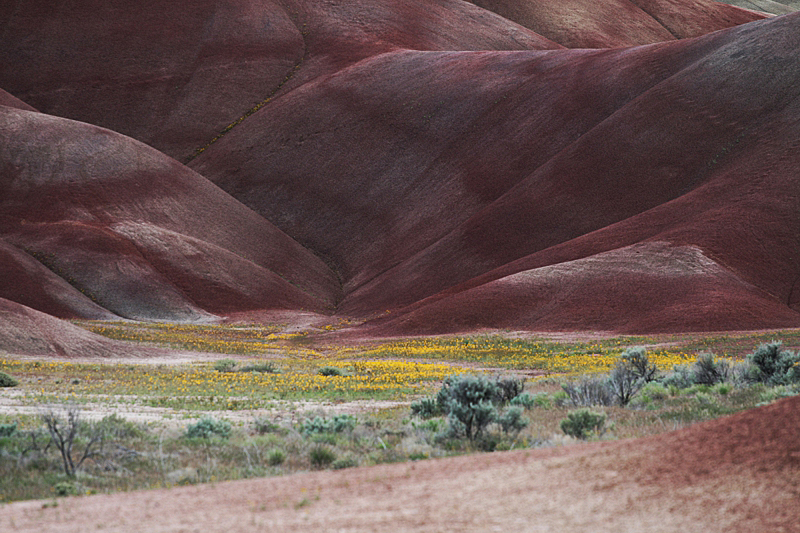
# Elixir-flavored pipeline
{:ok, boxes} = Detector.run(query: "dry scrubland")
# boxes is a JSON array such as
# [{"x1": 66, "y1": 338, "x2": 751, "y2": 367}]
[{"x1": 1, "y1": 323, "x2": 798, "y2": 510}]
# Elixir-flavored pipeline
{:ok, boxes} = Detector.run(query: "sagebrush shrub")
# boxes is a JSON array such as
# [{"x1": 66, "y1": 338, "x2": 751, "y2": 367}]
[
  {"x1": 509, "y1": 392, "x2": 538, "y2": 409},
  {"x1": 561, "y1": 377, "x2": 614, "y2": 407},
  {"x1": 0, "y1": 371, "x2": 19, "y2": 387},
  {"x1": 185, "y1": 417, "x2": 231, "y2": 439},
  {"x1": 692, "y1": 353, "x2": 729, "y2": 385},
  {"x1": 410, "y1": 397, "x2": 440, "y2": 419},
  {"x1": 560, "y1": 409, "x2": 606, "y2": 439},
  {"x1": 493, "y1": 376, "x2": 525, "y2": 404},
  {"x1": 239, "y1": 362, "x2": 280, "y2": 374},
  {"x1": 747, "y1": 342, "x2": 800, "y2": 385},
  {"x1": 620, "y1": 347, "x2": 658, "y2": 383},
  {"x1": 318, "y1": 366, "x2": 349, "y2": 377},
  {"x1": 436, "y1": 375, "x2": 499, "y2": 440},
  {"x1": 300, "y1": 414, "x2": 356, "y2": 435},
  {"x1": 213, "y1": 359, "x2": 237, "y2": 373},
  {"x1": 498, "y1": 406, "x2": 528, "y2": 434},
  {"x1": 608, "y1": 359, "x2": 644, "y2": 406}
]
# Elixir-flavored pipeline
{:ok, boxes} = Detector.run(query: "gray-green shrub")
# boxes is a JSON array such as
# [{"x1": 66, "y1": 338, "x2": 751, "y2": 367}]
[
  {"x1": 497, "y1": 406, "x2": 528, "y2": 434},
  {"x1": 619, "y1": 347, "x2": 658, "y2": 383},
  {"x1": 747, "y1": 342, "x2": 800, "y2": 385},
  {"x1": 561, "y1": 377, "x2": 614, "y2": 406},
  {"x1": 185, "y1": 417, "x2": 231, "y2": 439},
  {"x1": 410, "y1": 397, "x2": 440, "y2": 419},
  {"x1": 300, "y1": 414, "x2": 356, "y2": 435},
  {"x1": 436, "y1": 375, "x2": 499, "y2": 440},
  {"x1": 692, "y1": 353, "x2": 730, "y2": 385},
  {"x1": 492, "y1": 375, "x2": 525, "y2": 404},
  {"x1": 0, "y1": 371, "x2": 19, "y2": 387},
  {"x1": 560, "y1": 409, "x2": 607, "y2": 440},
  {"x1": 318, "y1": 366, "x2": 349, "y2": 377},
  {"x1": 213, "y1": 359, "x2": 237, "y2": 373}
]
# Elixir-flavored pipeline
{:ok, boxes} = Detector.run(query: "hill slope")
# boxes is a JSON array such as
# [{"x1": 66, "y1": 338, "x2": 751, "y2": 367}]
[{"x1": 1, "y1": 2, "x2": 798, "y2": 337}]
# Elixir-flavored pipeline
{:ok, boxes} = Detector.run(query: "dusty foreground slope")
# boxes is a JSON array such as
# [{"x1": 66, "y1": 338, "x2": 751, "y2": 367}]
[
  {"x1": 3, "y1": 395, "x2": 798, "y2": 532},
  {"x1": 1, "y1": 2, "x2": 799, "y2": 337}
]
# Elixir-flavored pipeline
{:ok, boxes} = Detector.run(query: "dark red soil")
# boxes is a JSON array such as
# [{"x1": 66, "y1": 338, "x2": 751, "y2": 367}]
[{"x1": 1, "y1": 2, "x2": 799, "y2": 341}]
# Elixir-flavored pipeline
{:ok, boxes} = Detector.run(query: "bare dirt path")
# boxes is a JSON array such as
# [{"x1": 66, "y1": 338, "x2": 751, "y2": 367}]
[{"x1": 2, "y1": 395, "x2": 798, "y2": 533}]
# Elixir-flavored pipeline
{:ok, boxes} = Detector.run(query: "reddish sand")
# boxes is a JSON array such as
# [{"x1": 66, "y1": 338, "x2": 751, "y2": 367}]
[{"x1": 1, "y1": 393, "x2": 797, "y2": 532}]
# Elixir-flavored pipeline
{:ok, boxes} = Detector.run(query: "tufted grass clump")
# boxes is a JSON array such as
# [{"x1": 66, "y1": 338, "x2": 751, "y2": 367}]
[{"x1": 309, "y1": 445, "x2": 336, "y2": 469}]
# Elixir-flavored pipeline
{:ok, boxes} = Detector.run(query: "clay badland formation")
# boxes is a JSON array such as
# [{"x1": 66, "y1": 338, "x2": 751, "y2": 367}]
[{"x1": 2, "y1": 1, "x2": 800, "y2": 340}]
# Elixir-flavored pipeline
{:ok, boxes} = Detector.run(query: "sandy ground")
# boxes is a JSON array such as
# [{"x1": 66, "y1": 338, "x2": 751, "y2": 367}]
[{"x1": 1, "y1": 393, "x2": 798, "y2": 533}]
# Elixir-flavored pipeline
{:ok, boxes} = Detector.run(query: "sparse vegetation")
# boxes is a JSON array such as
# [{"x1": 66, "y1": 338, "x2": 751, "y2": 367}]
[{"x1": 1, "y1": 325, "x2": 799, "y2": 503}]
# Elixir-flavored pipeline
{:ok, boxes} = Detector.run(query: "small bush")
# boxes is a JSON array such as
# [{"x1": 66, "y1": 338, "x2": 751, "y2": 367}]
[
  {"x1": 713, "y1": 383, "x2": 733, "y2": 396},
  {"x1": 497, "y1": 406, "x2": 528, "y2": 434},
  {"x1": 0, "y1": 423, "x2": 17, "y2": 437},
  {"x1": 620, "y1": 347, "x2": 658, "y2": 383},
  {"x1": 410, "y1": 397, "x2": 440, "y2": 419},
  {"x1": 509, "y1": 392, "x2": 538, "y2": 409},
  {"x1": 309, "y1": 445, "x2": 336, "y2": 469},
  {"x1": 692, "y1": 353, "x2": 729, "y2": 385},
  {"x1": 0, "y1": 371, "x2": 19, "y2": 387},
  {"x1": 253, "y1": 417, "x2": 284, "y2": 435},
  {"x1": 661, "y1": 364, "x2": 695, "y2": 389},
  {"x1": 213, "y1": 359, "x2": 238, "y2": 373},
  {"x1": 332, "y1": 456, "x2": 358, "y2": 470},
  {"x1": 239, "y1": 362, "x2": 280, "y2": 374},
  {"x1": 300, "y1": 414, "x2": 356, "y2": 435},
  {"x1": 561, "y1": 377, "x2": 614, "y2": 407},
  {"x1": 436, "y1": 375, "x2": 499, "y2": 440},
  {"x1": 639, "y1": 382, "x2": 669, "y2": 401},
  {"x1": 318, "y1": 366, "x2": 349, "y2": 377},
  {"x1": 267, "y1": 448, "x2": 286, "y2": 466},
  {"x1": 493, "y1": 376, "x2": 525, "y2": 404},
  {"x1": 54, "y1": 481, "x2": 79, "y2": 497},
  {"x1": 560, "y1": 409, "x2": 606, "y2": 440},
  {"x1": 185, "y1": 417, "x2": 231, "y2": 439},
  {"x1": 608, "y1": 359, "x2": 645, "y2": 406},
  {"x1": 747, "y1": 342, "x2": 800, "y2": 385}
]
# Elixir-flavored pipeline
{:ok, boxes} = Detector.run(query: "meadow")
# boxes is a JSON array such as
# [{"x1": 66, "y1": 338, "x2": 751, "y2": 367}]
[{"x1": 0, "y1": 321, "x2": 797, "y2": 503}]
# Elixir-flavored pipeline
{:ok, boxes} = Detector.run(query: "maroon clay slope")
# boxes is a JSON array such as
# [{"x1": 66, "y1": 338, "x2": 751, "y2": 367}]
[
  {"x1": 342, "y1": 13, "x2": 800, "y2": 332},
  {"x1": 192, "y1": 34, "x2": 737, "y2": 294},
  {"x1": 0, "y1": 239, "x2": 117, "y2": 320},
  {"x1": 467, "y1": 0, "x2": 763, "y2": 47},
  {"x1": 0, "y1": 106, "x2": 339, "y2": 321},
  {"x1": 0, "y1": 0, "x2": 559, "y2": 161},
  {"x1": 0, "y1": 298, "x2": 162, "y2": 358},
  {"x1": 362, "y1": 243, "x2": 800, "y2": 336},
  {"x1": 0, "y1": 89, "x2": 36, "y2": 112}
]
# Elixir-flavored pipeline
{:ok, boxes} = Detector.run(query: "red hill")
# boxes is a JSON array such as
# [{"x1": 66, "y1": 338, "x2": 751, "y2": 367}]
[{"x1": 1, "y1": 2, "x2": 798, "y2": 337}]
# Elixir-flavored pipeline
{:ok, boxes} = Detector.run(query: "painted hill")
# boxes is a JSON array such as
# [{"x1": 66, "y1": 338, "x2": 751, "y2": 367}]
[{"x1": 1, "y1": 1, "x2": 799, "y2": 339}]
